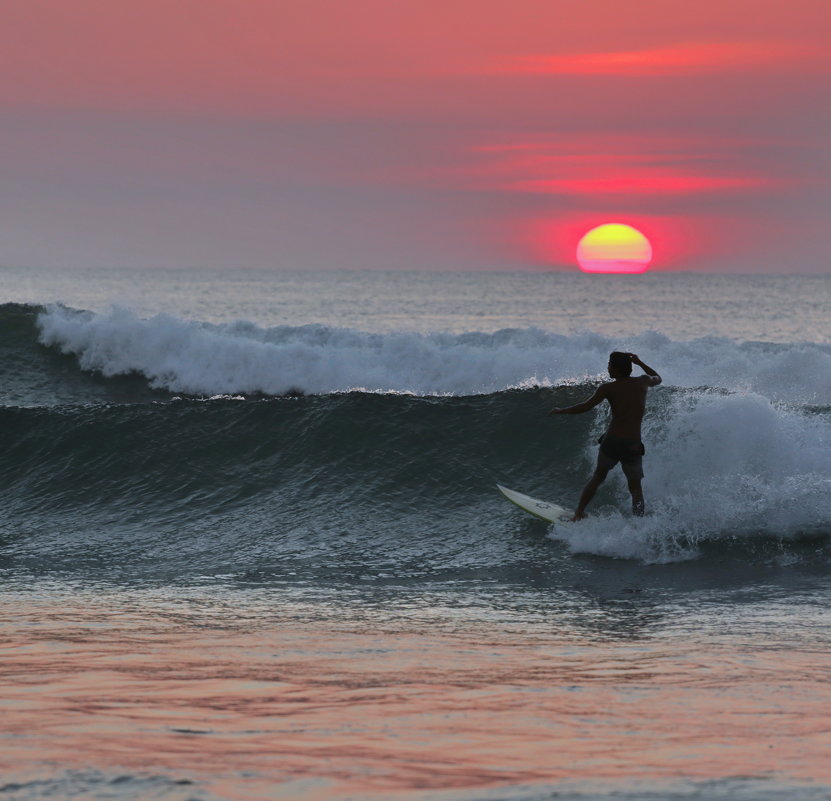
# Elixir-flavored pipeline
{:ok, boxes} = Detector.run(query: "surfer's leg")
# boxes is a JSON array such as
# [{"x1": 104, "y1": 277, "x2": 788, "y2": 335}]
[
  {"x1": 627, "y1": 476, "x2": 645, "y2": 516},
  {"x1": 573, "y1": 467, "x2": 609, "y2": 521},
  {"x1": 621, "y1": 454, "x2": 645, "y2": 516}
]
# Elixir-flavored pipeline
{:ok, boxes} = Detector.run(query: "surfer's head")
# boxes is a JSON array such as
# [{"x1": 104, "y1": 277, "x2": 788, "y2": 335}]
[{"x1": 608, "y1": 351, "x2": 632, "y2": 378}]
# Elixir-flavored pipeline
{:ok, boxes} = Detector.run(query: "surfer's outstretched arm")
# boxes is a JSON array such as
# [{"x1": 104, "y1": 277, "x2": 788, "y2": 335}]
[{"x1": 548, "y1": 385, "x2": 608, "y2": 416}]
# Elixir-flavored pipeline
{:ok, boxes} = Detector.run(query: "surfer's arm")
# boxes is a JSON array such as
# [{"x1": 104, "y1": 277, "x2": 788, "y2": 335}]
[
  {"x1": 628, "y1": 354, "x2": 662, "y2": 386},
  {"x1": 548, "y1": 385, "x2": 607, "y2": 415}
]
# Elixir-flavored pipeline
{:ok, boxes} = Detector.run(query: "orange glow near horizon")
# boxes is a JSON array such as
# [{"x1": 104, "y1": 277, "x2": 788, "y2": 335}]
[
  {"x1": 576, "y1": 223, "x2": 653, "y2": 273},
  {"x1": 512, "y1": 171, "x2": 769, "y2": 197},
  {"x1": 501, "y1": 40, "x2": 830, "y2": 77}
]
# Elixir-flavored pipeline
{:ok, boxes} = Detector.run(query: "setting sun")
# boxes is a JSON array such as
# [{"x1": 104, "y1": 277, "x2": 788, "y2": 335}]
[{"x1": 576, "y1": 223, "x2": 653, "y2": 273}]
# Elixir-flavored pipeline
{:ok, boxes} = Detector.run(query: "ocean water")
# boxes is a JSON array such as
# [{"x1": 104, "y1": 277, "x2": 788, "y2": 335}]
[{"x1": 1, "y1": 267, "x2": 830, "y2": 801}]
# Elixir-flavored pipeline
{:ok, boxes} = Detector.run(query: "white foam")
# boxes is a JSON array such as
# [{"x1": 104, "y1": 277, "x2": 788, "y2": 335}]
[
  {"x1": 550, "y1": 391, "x2": 831, "y2": 561},
  {"x1": 36, "y1": 306, "x2": 831, "y2": 400}
]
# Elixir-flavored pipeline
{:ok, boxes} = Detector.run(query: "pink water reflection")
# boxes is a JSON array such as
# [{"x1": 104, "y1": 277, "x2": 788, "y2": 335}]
[{"x1": 1, "y1": 598, "x2": 829, "y2": 800}]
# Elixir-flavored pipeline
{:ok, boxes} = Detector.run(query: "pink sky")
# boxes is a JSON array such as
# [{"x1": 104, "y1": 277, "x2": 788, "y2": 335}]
[{"x1": 1, "y1": 0, "x2": 829, "y2": 271}]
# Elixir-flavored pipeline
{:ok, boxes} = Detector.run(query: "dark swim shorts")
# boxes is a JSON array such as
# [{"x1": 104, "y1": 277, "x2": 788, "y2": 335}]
[{"x1": 597, "y1": 432, "x2": 645, "y2": 480}]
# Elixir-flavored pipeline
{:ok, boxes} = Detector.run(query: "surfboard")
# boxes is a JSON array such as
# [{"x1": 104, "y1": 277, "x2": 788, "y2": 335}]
[{"x1": 496, "y1": 484, "x2": 572, "y2": 524}]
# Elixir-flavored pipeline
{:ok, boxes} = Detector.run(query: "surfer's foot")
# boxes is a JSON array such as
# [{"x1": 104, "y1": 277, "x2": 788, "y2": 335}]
[
  {"x1": 632, "y1": 500, "x2": 645, "y2": 517},
  {"x1": 571, "y1": 511, "x2": 586, "y2": 522}
]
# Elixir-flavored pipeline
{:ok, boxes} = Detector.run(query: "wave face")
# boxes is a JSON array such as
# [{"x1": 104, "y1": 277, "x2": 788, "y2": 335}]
[
  {"x1": 0, "y1": 302, "x2": 829, "y2": 572},
  {"x1": 1, "y1": 367, "x2": 829, "y2": 571}
]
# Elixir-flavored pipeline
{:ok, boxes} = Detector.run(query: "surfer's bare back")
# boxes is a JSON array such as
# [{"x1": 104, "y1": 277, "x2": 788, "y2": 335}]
[{"x1": 548, "y1": 352, "x2": 661, "y2": 521}]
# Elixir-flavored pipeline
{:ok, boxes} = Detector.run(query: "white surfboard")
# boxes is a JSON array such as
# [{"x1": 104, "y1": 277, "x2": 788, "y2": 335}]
[{"x1": 496, "y1": 484, "x2": 572, "y2": 524}]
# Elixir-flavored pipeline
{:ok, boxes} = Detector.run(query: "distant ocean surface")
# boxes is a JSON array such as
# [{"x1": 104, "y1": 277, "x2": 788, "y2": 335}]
[{"x1": 2, "y1": 267, "x2": 830, "y2": 801}]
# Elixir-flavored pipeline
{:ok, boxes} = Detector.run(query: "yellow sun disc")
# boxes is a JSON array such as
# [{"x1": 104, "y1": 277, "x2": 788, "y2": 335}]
[{"x1": 576, "y1": 223, "x2": 652, "y2": 273}]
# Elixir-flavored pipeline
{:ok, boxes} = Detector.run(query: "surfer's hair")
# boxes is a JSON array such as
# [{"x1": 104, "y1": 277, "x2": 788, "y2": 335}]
[{"x1": 608, "y1": 351, "x2": 632, "y2": 376}]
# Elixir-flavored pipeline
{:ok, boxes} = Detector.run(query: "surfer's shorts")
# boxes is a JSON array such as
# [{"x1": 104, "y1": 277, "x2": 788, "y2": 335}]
[{"x1": 596, "y1": 433, "x2": 645, "y2": 480}]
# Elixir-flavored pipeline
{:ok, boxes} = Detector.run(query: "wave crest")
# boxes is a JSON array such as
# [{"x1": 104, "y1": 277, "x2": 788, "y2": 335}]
[{"x1": 35, "y1": 305, "x2": 831, "y2": 401}]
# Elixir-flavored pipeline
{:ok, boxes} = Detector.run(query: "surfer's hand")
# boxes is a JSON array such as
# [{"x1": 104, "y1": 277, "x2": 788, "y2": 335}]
[{"x1": 627, "y1": 353, "x2": 642, "y2": 365}]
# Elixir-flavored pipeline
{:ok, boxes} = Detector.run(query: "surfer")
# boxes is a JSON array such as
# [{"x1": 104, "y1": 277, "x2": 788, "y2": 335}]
[{"x1": 548, "y1": 352, "x2": 661, "y2": 520}]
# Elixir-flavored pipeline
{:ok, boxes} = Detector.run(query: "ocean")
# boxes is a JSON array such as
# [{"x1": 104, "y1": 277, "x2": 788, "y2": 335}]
[{"x1": 1, "y1": 267, "x2": 830, "y2": 801}]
